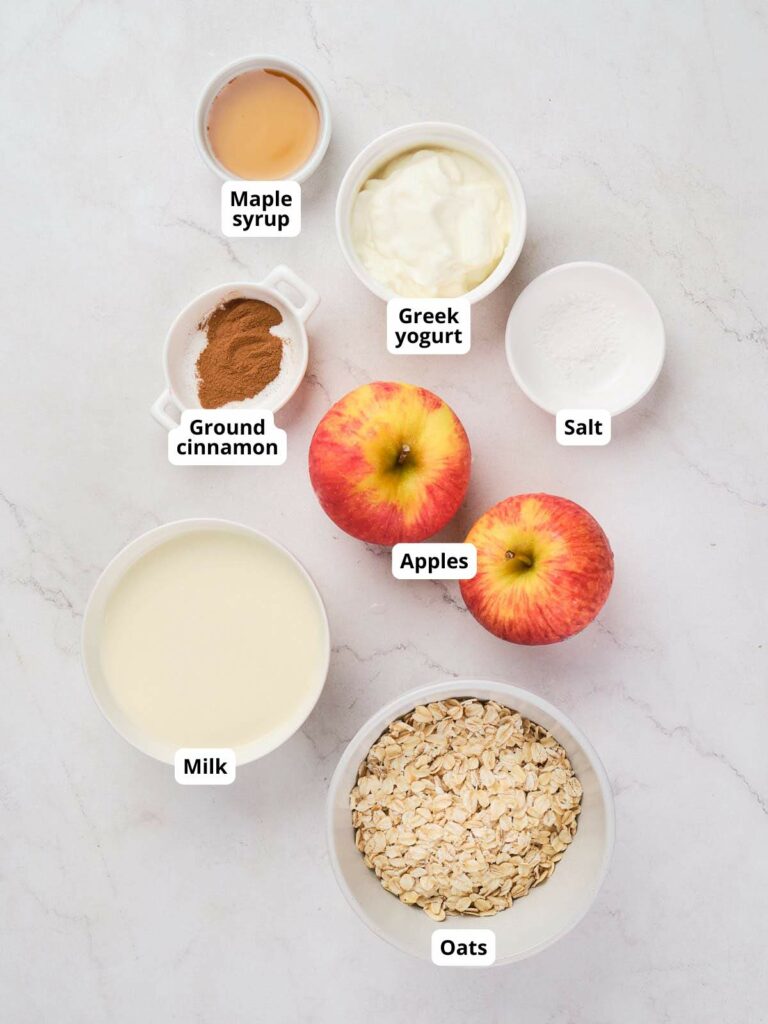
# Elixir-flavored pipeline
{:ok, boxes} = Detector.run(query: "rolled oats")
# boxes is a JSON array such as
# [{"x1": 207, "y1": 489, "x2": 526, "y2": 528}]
[{"x1": 350, "y1": 698, "x2": 581, "y2": 920}]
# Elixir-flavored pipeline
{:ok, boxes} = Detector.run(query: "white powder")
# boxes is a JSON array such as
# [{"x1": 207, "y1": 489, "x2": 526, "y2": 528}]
[{"x1": 536, "y1": 291, "x2": 633, "y2": 385}]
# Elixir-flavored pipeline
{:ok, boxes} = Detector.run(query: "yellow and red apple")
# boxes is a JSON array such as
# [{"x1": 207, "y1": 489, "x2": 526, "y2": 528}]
[
  {"x1": 461, "y1": 494, "x2": 613, "y2": 644},
  {"x1": 308, "y1": 382, "x2": 471, "y2": 545}
]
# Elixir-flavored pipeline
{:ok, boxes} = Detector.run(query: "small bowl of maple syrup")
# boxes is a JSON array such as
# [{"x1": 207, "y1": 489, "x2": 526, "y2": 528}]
[{"x1": 194, "y1": 55, "x2": 331, "y2": 183}]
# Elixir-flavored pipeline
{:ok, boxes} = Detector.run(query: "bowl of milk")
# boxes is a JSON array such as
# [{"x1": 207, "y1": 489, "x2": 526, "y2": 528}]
[{"x1": 82, "y1": 519, "x2": 330, "y2": 765}]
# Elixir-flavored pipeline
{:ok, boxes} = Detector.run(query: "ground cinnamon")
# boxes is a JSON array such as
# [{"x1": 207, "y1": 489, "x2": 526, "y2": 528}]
[{"x1": 196, "y1": 297, "x2": 285, "y2": 408}]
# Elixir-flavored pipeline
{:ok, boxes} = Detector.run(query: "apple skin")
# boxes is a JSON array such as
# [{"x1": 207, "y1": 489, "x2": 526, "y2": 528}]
[
  {"x1": 308, "y1": 382, "x2": 471, "y2": 546},
  {"x1": 460, "y1": 494, "x2": 613, "y2": 645}
]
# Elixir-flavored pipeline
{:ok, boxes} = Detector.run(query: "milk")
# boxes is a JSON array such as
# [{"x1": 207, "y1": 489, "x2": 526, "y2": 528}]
[{"x1": 99, "y1": 529, "x2": 326, "y2": 751}]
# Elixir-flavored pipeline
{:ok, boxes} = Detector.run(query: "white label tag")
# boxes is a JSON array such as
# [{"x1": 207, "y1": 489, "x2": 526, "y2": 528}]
[
  {"x1": 168, "y1": 409, "x2": 287, "y2": 466},
  {"x1": 556, "y1": 408, "x2": 611, "y2": 446},
  {"x1": 174, "y1": 748, "x2": 236, "y2": 785},
  {"x1": 387, "y1": 299, "x2": 470, "y2": 355},
  {"x1": 431, "y1": 929, "x2": 496, "y2": 966},
  {"x1": 392, "y1": 543, "x2": 477, "y2": 580},
  {"x1": 221, "y1": 181, "x2": 300, "y2": 237}
]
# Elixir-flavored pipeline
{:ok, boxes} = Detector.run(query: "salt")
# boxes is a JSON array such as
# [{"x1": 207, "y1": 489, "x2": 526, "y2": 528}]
[{"x1": 536, "y1": 290, "x2": 633, "y2": 385}]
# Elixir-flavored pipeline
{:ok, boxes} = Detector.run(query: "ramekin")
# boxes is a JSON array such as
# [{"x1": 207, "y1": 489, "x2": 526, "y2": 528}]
[
  {"x1": 335, "y1": 122, "x2": 527, "y2": 303},
  {"x1": 150, "y1": 265, "x2": 319, "y2": 430},
  {"x1": 505, "y1": 261, "x2": 666, "y2": 415},
  {"x1": 327, "y1": 679, "x2": 614, "y2": 965},
  {"x1": 194, "y1": 55, "x2": 332, "y2": 183}
]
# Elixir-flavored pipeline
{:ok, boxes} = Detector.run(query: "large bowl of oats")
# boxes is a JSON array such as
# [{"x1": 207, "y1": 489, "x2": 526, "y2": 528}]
[{"x1": 327, "y1": 681, "x2": 614, "y2": 964}]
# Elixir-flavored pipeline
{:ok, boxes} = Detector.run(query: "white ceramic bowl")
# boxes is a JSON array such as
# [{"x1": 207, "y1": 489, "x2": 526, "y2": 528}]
[
  {"x1": 150, "y1": 265, "x2": 319, "y2": 430},
  {"x1": 81, "y1": 519, "x2": 331, "y2": 765},
  {"x1": 505, "y1": 261, "x2": 665, "y2": 415},
  {"x1": 194, "y1": 54, "x2": 332, "y2": 183},
  {"x1": 327, "y1": 680, "x2": 614, "y2": 965},
  {"x1": 336, "y1": 123, "x2": 527, "y2": 303}
]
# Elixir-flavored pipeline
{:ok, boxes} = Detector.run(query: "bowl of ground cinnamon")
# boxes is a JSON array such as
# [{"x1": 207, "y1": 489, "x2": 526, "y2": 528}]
[{"x1": 151, "y1": 265, "x2": 319, "y2": 429}]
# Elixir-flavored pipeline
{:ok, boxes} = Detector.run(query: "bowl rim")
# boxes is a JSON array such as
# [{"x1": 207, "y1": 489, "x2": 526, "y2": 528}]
[
  {"x1": 335, "y1": 121, "x2": 527, "y2": 304},
  {"x1": 193, "y1": 53, "x2": 332, "y2": 183},
  {"x1": 162, "y1": 278, "x2": 310, "y2": 415},
  {"x1": 81, "y1": 518, "x2": 331, "y2": 766},
  {"x1": 504, "y1": 260, "x2": 666, "y2": 416},
  {"x1": 326, "y1": 678, "x2": 615, "y2": 965}
]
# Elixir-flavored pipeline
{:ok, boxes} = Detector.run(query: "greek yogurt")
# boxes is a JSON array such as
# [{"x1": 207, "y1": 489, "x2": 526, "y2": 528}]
[{"x1": 351, "y1": 147, "x2": 512, "y2": 298}]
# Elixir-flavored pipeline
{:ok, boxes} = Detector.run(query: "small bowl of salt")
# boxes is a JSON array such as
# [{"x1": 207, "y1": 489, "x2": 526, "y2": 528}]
[{"x1": 505, "y1": 262, "x2": 665, "y2": 416}]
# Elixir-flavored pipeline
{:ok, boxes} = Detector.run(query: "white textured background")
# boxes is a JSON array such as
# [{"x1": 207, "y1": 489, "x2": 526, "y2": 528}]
[{"x1": 2, "y1": 2, "x2": 766, "y2": 1021}]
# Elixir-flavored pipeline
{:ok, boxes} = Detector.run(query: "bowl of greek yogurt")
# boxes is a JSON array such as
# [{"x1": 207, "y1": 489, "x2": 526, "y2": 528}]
[{"x1": 336, "y1": 123, "x2": 526, "y2": 303}]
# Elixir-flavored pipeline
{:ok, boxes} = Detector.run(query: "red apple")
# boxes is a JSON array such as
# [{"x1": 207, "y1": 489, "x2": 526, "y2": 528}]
[
  {"x1": 308, "y1": 382, "x2": 471, "y2": 545},
  {"x1": 460, "y1": 494, "x2": 613, "y2": 644}
]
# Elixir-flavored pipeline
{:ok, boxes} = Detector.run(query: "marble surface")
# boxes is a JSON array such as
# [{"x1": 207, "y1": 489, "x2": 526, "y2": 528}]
[{"x1": 2, "y1": 2, "x2": 767, "y2": 1021}]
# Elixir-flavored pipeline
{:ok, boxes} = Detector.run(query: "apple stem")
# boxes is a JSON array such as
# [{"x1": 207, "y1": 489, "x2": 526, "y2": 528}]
[
  {"x1": 505, "y1": 550, "x2": 533, "y2": 567},
  {"x1": 397, "y1": 444, "x2": 411, "y2": 465}
]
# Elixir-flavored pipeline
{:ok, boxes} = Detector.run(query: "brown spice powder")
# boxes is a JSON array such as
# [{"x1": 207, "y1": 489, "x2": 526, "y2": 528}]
[{"x1": 196, "y1": 297, "x2": 285, "y2": 408}]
